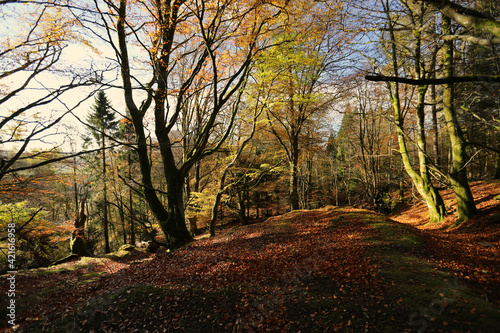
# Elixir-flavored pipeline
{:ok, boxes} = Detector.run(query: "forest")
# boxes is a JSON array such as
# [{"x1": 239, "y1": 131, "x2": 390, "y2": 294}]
[{"x1": 1, "y1": 0, "x2": 500, "y2": 331}]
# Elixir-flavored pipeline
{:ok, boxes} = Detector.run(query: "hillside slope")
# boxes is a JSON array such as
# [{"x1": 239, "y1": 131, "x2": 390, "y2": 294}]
[{"x1": 1, "y1": 181, "x2": 499, "y2": 332}]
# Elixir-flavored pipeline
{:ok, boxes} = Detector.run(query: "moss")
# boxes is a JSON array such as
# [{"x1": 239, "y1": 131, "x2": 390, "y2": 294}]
[
  {"x1": 328, "y1": 216, "x2": 350, "y2": 229},
  {"x1": 118, "y1": 244, "x2": 136, "y2": 252},
  {"x1": 50, "y1": 254, "x2": 79, "y2": 267}
]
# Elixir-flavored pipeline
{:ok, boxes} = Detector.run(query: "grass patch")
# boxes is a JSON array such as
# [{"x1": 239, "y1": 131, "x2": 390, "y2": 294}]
[
  {"x1": 359, "y1": 212, "x2": 500, "y2": 332},
  {"x1": 328, "y1": 216, "x2": 351, "y2": 229},
  {"x1": 365, "y1": 217, "x2": 424, "y2": 248}
]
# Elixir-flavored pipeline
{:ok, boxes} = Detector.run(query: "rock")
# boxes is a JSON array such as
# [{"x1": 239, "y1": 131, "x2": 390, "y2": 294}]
[
  {"x1": 50, "y1": 254, "x2": 79, "y2": 266},
  {"x1": 119, "y1": 244, "x2": 136, "y2": 252}
]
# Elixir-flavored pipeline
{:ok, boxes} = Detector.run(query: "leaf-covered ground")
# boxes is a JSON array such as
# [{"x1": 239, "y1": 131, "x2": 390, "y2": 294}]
[{"x1": 1, "y1": 181, "x2": 499, "y2": 332}]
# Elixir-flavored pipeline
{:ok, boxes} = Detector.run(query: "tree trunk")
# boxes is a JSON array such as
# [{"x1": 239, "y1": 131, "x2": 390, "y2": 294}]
[
  {"x1": 394, "y1": 111, "x2": 447, "y2": 222},
  {"x1": 431, "y1": 82, "x2": 441, "y2": 165},
  {"x1": 383, "y1": 3, "x2": 446, "y2": 223},
  {"x1": 71, "y1": 198, "x2": 89, "y2": 256},
  {"x1": 194, "y1": 161, "x2": 201, "y2": 192},
  {"x1": 210, "y1": 190, "x2": 223, "y2": 237},
  {"x1": 184, "y1": 174, "x2": 198, "y2": 235},
  {"x1": 102, "y1": 133, "x2": 111, "y2": 254},
  {"x1": 494, "y1": 130, "x2": 500, "y2": 179},
  {"x1": 237, "y1": 190, "x2": 248, "y2": 226},
  {"x1": 128, "y1": 152, "x2": 135, "y2": 245},
  {"x1": 162, "y1": 171, "x2": 193, "y2": 245},
  {"x1": 289, "y1": 140, "x2": 300, "y2": 210},
  {"x1": 441, "y1": 15, "x2": 477, "y2": 223}
]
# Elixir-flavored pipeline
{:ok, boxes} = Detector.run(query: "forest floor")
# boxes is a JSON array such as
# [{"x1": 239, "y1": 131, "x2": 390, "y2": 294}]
[{"x1": 1, "y1": 180, "x2": 499, "y2": 332}]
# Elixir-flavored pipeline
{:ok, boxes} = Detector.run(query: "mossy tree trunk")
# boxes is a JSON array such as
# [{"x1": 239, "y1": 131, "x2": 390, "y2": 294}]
[
  {"x1": 441, "y1": 15, "x2": 477, "y2": 223},
  {"x1": 392, "y1": 94, "x2": 447, "y2": 223},
  {"x1": 382, "y1": 0, "x2": 447, "y2": 223}
]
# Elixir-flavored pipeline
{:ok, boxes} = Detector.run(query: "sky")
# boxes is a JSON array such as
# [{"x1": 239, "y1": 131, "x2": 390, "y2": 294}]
[{"x1": 0, "y1": 0, "x2": 345, "y2": 156}]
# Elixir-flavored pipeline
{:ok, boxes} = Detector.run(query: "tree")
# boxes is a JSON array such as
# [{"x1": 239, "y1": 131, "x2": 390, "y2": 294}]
[
  {"x1": 85, "y1": 90, "x2": 118, "y2": 253},
  {"x1": 0, "y1": 202, "x2": 71, "y2": 269},
  {"x1": 208, "y1": 89, "x2": 266, "y2": 236},
  {"x1": 367, "y1": 0, "x2": 447, "y2": 222},
  {"x1": 349, "y1": 81, "x2": 399, "y2": 211},
  {"x1": 441, "y1": 13, "x2": 477, "y2": 222},
  {"x1": 87, "y1": 0, "x2": 288, "y2": 246},
  {"x1": 364, "y1": 0, "x2": 485, "y2": 223},
  {"x1": 0, "y1": 1, "x2": 102, "y2": 182},
  {"x1": 417, "y1": 0, "x2": 500, "y2": 40},
  {"x1": 255, "y1": 1, "x2": 347, "y2": 210},
  {"x1": 116, "y1": 114, "x2": 138, "y2": 245}
]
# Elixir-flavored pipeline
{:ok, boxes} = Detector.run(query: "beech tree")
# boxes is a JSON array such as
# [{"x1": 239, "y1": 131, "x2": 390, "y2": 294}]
[
  {"x1": 86, "y1": 0, "x2": 288, "y2": 245},
  {"x1": 361, "y1": 0, "x2": 447, "y2": 222},
  {"x1": 440, "y1": 13, "x2": 477, "y2": 222},
  {"x1": 363, "y1": 0, "x2": 496, "y2": 222},
  {"x1": 417, "y1": 0, "x2": 500, "y2": 40},
  {"x1": 255, "y1": 1, "x2": 348, "y2": 210},
  {"x1": 0, "y1": 1, "x2": 105, "y2": 184}
]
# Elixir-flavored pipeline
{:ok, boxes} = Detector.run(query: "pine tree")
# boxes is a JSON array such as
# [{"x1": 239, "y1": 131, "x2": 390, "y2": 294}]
[{"x1": 86, "y1": 91, "x2": 118, "y2": 253}]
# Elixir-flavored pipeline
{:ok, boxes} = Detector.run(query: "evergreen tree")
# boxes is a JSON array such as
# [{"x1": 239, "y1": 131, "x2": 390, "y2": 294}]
[{"x1": 86, "y1": 91, "x2": 118, "y2": 253}]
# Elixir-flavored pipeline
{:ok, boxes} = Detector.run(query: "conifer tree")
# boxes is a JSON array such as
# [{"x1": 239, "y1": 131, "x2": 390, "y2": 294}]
[{"x1": 86, "y1": 91, "x2": 118, "y2": 253}]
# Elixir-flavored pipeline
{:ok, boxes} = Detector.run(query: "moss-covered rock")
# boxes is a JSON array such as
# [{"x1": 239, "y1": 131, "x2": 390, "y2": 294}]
[
  {"x1": 119, "y1": 244, "x2": 136, "y2": 252},
  {"x1": 50, "y1": 254, "x2": 79, "y2": 267}
]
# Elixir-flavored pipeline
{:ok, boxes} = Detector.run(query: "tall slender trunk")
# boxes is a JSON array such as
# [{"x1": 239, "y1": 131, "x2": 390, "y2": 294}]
[
  {"x1": 119, "y1": 201, "x2": 127, "y2": 244},
  {"x1": 416, "y1": 84, "x2": 447, "y2": 222},
  {"x1": 73, "y1": 156, "x2": 79, "y2": 216},
  {"x1": 494, "y1": 111, "x2": 500, "y2": 179},
  {"x1": 102, "y1": 133, "x2": 111, "y2": 253},
  {"x1": 194, "y1": 161, "x2": 201, "y2": 192},
  {"x1": 290, "y1": 136, "x2": 300, "y2": 210},
  {"x1": 128, "y1": 152, "x2": 135, "y2": 245},
  {"x1": 431, "y1": 83, "x2": 440, "y2": 165},
  {"x1": 495, "y1": 132, "x2": 500, "y2": 179},
  {"x1": 441, "y1": 15, "x2": 477, "y2": 223}
]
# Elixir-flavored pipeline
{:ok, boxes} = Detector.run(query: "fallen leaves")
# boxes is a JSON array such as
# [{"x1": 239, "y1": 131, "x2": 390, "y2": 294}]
[
  {"x1": 392, "y1": 181, "x2": 500, "y2": 306},
  {"x1": 4, "y1": 184, "x2": 500, "y2": 332}
]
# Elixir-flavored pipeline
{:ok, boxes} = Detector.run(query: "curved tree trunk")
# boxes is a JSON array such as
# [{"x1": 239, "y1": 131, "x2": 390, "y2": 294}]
[
  {"x1": 382, "y1": 1, "x2": 446, "y2": 223},
  {"x1": 393, "y1": 97, "x2": 447, "y2": 223},
  {"x1": 441, "y1": 15, "x2": 477, "y2": 223}
]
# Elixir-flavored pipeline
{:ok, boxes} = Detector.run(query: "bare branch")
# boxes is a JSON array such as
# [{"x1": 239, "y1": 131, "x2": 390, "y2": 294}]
[{"x1": 365, "y1": 74, "x2": 500, "y2": 84}]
